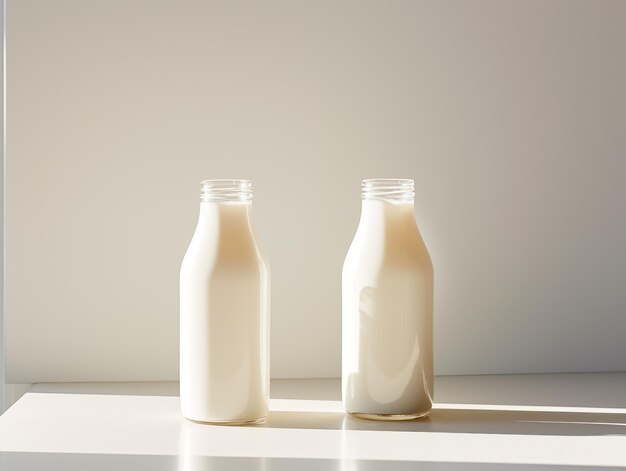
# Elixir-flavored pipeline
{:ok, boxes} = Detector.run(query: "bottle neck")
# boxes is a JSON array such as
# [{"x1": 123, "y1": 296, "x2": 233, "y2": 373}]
[
  {"x1": 192, "y1": 200, "x2": 258, "y2": 260},
  {"x1": 196, "y1": 179, "x2": 254, "y2": 231},
  {"x1": 360, "y1": 199, "x2": 416, "y2": 226},
  {"x1": 359, "y1": 178, "x2": 417, "y2": 227},
  {"x1": 198, "y1": 200, "x2": 252, "y2": 229}
]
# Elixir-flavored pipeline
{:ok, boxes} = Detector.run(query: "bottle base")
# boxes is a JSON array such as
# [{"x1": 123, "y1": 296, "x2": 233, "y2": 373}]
[
  {"x1": 348, "y1": 411, "x2": 430, "y2": 422},
  {"x1": 184, "y1": 415, "x2": 266, "y2": 426}
]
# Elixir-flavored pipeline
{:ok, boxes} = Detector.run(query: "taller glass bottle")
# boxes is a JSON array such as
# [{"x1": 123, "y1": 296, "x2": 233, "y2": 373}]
[
  {"x1": 342, "y1": 178, "x2": 434, "y2": 420},
  {"x1": 180, "y1": 179, "x2": 270, "y2": 424}
]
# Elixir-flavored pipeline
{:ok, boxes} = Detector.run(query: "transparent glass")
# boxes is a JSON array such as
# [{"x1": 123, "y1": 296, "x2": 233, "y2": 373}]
[
  {"x1": 180, "y1": 179, "x2": 270, "y2": 424},
  {"x1": 361, "y1": 178, "x2": 415, "y2": 202},
  {"x1": 200, "y1": 179, "x2": 253, "y2": 203},
  {"x1": 342, "y1": 178, "x2": 434, "y2": 420}
]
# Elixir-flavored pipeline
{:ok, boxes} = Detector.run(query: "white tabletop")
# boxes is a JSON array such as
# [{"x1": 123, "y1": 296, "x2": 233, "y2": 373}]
[{"x1": 1, "y1": 374, "x2": 625, "y2": 470}]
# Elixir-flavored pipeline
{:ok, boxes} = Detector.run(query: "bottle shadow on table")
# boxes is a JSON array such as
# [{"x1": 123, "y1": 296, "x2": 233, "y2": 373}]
[
  {"x1": 261, "y1": 407, "x2": 626, "y2": 436},
  {"x1": 259, "y1": 407, "x2": 626, "y2": 436},
  {"x1": 265, "y1": 373, "x2": 626, "y2": 436}
]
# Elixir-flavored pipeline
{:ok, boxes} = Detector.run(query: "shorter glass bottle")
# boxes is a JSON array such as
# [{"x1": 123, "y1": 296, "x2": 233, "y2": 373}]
[
  {"x1": 342, "y1": 178, "x2": 434, "y2": 420},
  {"x1": 180, "y1": 179, "x2": 270, "y2": 424}
]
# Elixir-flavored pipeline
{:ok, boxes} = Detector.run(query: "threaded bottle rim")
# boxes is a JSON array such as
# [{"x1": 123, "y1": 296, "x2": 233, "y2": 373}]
[
  {"x1": 200, "y1": 179, "x2": 253, "y2": 202},
  {"x1": 361, "y1": 178, "x2": 414, "y2": 202}
]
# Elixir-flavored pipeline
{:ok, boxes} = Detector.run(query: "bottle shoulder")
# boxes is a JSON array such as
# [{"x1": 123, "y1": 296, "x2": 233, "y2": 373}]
[
  {"x1": 347, "y1": 222, "x2": 431, "y2": 255},
  {"x1": 344, "y1": 225, "x2": 432, "y2": 274},
  {"x1": 181, "y1": 227, "x2": 267, "y2": 275}
]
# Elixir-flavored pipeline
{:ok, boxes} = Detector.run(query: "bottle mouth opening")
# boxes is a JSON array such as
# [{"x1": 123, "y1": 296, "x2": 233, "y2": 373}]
[
  {"x1": 361, "y1": 178, "x2": 415, "y2": 202},
  {"x1": 200, "y1": 179, "x2": 253, "y2": 202}
]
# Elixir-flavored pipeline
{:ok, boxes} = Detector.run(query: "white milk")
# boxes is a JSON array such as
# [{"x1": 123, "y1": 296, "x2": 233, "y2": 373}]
[
  {"x1": 180, "y1": 180, "x2": 270, "y2": 424},
  {"x1": 342, "y1": 179, "x2": 434, "y2": 420}
]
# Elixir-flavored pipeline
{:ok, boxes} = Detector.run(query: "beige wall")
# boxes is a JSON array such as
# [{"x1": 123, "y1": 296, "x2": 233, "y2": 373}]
[{"x1": 7, "y1": 0, "x2": 626, "y2": 382}]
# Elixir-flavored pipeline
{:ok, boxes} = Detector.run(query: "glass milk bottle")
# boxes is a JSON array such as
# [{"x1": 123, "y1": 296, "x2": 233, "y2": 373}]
[
  {"x1": 342, "y1": 178, "x2": 434, "y2": 420},
  {"x1": 180, "y1": 179, "x2": 270, "y2": 424}
]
